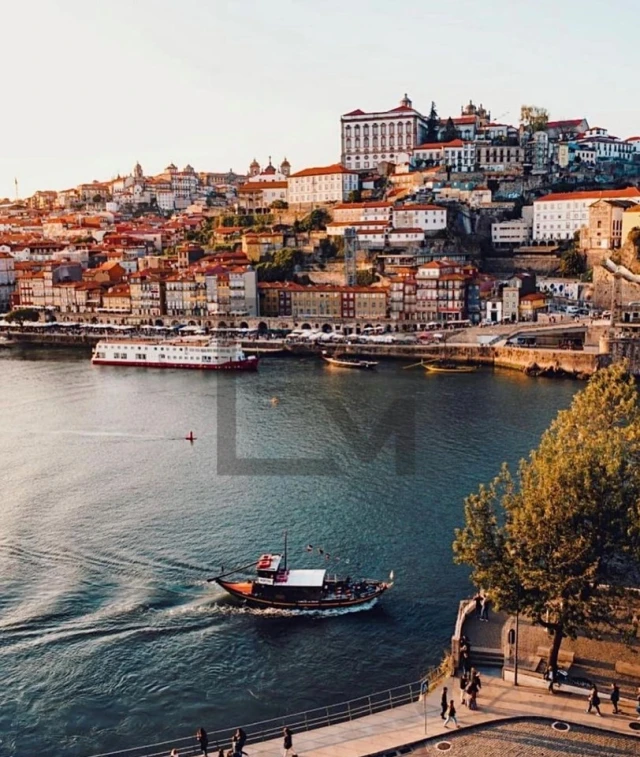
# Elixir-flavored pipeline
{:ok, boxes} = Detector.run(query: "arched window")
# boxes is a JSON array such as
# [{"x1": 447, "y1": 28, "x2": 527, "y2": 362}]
[
  {"x1": 388, "y1": 123, "x2": 395, "y2": 135},
  {"x1": 363, "y1": 124, "x2": 369, "y2": 136},
  {"x1": 354, "y1": 125, "x2": 360, "y2": 136},
  {"x1": 380, "y1": 123, "x2": 387, "y2": 136}
]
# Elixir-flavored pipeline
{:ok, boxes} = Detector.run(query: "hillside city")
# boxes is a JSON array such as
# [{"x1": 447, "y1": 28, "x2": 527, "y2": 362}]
[{"x1": 2, "y1": 97, "x2": 640, "y2": 332}]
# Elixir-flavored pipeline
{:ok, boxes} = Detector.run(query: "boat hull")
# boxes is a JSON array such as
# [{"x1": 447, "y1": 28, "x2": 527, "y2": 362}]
[
  {"x1": 424, "y1": 364, "x2": 477, "y2": 374},
  {"x1": 322, "y1": 356, "x2": 378, "y2": 370},
  {"x1": 216, "y1": 579, "x2": 388, "y2": 610},
  {"x1": 92, "y1": 358, "x2": 258, "y2": 371}
]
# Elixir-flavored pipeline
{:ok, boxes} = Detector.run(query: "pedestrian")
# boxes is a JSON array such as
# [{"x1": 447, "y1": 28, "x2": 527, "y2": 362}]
[
  {"x1": 466, "y1": 678, "x2": 478, "y2": 710},
  {"x1": 232, "y1": 728, "x2": 247, "y2": 757},
  {"x1": 196, "y1": 727, "x2": 209, "y2": 757},
  {"x1": 480, "y1": 596, "x2": 490, "y2": 622},
  {"x1": 440, "y1": 686, "x2": 448, "y2": 719},
  {"x1": 610, "y1": 683, "x2": 620, "y2": 715},
  {"x1": 459, "y1": 672, "x2": 468, "y2": 706},
  {"x1": 474, "y1": 593, "x2": 482, "y2": 619},
  {"x1": 461, "y1": 648, "x2": 470, "y2": 675},
  {"x1": 443, "y1": 700, "x2": 459, "y2": 729},
  {"x1": 586, "y1": 685, "x2": 602, "y2": 716},
  {"x1": 282, "y1": 727, "x2": 294, "y2": 757}
]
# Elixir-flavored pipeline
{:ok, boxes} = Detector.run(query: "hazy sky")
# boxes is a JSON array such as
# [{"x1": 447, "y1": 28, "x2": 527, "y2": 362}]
[{"x1": 1, "y1": 0, "x2": 636, "y2": 199}]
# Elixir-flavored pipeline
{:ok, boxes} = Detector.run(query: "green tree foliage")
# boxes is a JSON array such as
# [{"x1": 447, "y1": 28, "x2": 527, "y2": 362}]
[
  {"x1": 559, "y1": 247, "x2": 587, "y2": 277},
  {"x1": 453, "y1": 363, "x2": 640, "y2": 680},
  {"x1": 5, "y1": 308, "x2": 40, "y2": 323},
  {"x1": 347, "y1": 190, "x2": 362, "y2": 203},
  {"x1": 299, "y1": 208, "x2": 332, "y2": 232},
  {"x1": 356, "y1": 270, "x2": 376, "y2": 286},
  {"x1": 255, "y1": 248, "x2": 303, "y2": 282},
  {"x1": 442, "y1": 117, "x2": 459, "y2": 143},
  {"x1": 520, "y1": 105, "x2": 549, "y2": 134},
  {"x1": 426, "y1": 101, "x2": 439, "y2": 143},
  {"x1": 270, "y1": 199, "x2": 288, "y2": 210}
]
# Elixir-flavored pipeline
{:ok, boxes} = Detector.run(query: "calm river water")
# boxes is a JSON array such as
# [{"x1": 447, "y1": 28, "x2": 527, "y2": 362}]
[{"x1": 0, "y1": 348, "x2": 579, "y2": 756}]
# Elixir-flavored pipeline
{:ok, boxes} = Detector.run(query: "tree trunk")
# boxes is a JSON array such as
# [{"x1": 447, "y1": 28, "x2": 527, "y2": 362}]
[{"x1": 547, "y1": 624, "x2": 564, "y2": 691}]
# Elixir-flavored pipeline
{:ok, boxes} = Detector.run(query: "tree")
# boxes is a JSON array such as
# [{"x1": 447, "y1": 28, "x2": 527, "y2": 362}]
[
  {"x1": 559, "y1": 247, "x2": 586, "y2": 277},
  {"x1": 520, "y1": 105, "x2": 549, "y2": 134},
  {"x1": 92, "y1": 194, "x2": 103, "y2": 204},
  {"x1": 347, "y1": 190, "x2": 362, "y2": 203},
  {"x1": 270, "y1": 199, "x2": 288, "y2": 210},
  {"x1": 442, "y1": 117, "x2": 459, "y2": 143},
  {"x1": 453, "y1": 363, "x2": 640, "y2": 683},
  {"x1": 426, "y1": 101, "x2": 439, "y2": 142},
  {"x1": 300, "y1": 208, "x2": 332, "y2": 231},
  {"x1": 5, "y1": 308, "x2": 40, "y2": 324}
]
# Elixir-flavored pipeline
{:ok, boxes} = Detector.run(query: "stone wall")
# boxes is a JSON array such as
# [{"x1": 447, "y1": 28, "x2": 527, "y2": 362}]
[
  {"x1": 592, "y1": 264, "x2": 640, "y2": 310},
  {"x1": 484, "y1": 255, "x2": 561, "y2": 275}
]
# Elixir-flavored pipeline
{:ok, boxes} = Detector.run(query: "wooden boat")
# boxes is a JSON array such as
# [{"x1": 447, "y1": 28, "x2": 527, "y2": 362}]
[
  {"x1": 322, "y1": 351, "x2": 378, "y2": 370},
  {"x1": 243, "y1": 345, "x2": 287, "y2": 356},
  {"x1": 424, "y1": 361, "x2": 477, "y2": 374},
  {"x1": 210, "y1": 543, "x2": 392, "y2": 611}
]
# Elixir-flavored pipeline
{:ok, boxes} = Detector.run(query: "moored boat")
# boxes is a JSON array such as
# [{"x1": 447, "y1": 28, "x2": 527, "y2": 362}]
[
  {"x1": 424, "y1": 360, "x2": 477, "y2": 374},
  {"x1": 92, "y1": 336, "x2": 258, "y2": 371},
  {"x1": 0, "y1": 336, "x2": 15, "y2": 348},
  {"x1": 212, "y1": 550, "x2": 392, "y2": 610},
  {"x1": 322, "y1": 351, "x2": 378, "y2": 370}
]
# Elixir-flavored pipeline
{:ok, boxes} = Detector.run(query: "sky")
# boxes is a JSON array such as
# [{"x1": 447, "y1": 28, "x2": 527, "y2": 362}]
[{"x1": 1, "y1": 0, "x2": 637, "y2": 199}]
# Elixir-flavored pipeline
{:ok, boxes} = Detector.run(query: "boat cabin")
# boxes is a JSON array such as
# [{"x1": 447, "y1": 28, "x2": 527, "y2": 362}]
[{"x1": 254, "y1": 553, "x2": 328, "y2": 601}]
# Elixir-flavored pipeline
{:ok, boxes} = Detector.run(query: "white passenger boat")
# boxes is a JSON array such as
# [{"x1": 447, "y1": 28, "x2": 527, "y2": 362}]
[{"x1": 92, "y1": 337, "x2": 258, "y2": 371}]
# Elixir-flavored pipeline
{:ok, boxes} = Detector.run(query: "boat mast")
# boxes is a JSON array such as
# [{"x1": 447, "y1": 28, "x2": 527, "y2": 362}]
[{"x1": 284, "y1": 529, "x2": 288, "y2": 571}]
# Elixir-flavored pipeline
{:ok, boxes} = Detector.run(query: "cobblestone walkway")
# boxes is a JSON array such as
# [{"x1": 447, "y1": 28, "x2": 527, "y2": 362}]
[{"x1": 413, "y1": 719, "x2": 640, "y2": 756}]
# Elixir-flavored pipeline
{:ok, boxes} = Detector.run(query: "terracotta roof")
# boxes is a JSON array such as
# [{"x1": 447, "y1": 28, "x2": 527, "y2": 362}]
[
  {"x1": 546, "y1": 119, "x2": 585, "y2": 129},
  {"x1": 237, "y1": 181, "x2": 288, "y2": 192},
  {"x1": 536, "y1": 187, "x2": 640, "y2": 203},
  {"x1": 290, "y1": 163, "x2": 358, "y2": 178},
  {"x1": 333, "y1": 201, "x2": 392, "y2": 209},
  {"x1": 394, "y1": 204, "x2": 446, "y2": 211},
  {"x1": 343, "y1": 109, "x2": 366, "y2": 117},
  {"x1": 389, "y1": 228, "x2": 424, "y2": 234}
]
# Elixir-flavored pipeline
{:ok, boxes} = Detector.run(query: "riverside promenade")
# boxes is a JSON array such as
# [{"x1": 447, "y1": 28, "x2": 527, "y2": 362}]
[
  {"x1": 238, "y1": 675, "x2": 639, "y2": 757},
  {"x1": 135, "y1": 674, "x2": 639, "y2": 757}
]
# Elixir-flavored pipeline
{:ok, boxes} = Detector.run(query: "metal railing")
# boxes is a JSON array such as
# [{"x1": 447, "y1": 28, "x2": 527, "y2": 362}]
[{"x1": 86, "y1": 663, "x2": 450, "y2": 757}]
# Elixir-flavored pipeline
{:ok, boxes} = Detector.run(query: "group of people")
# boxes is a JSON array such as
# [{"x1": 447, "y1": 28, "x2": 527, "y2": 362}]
[
  {"x1": 170, "y1": 725, "x2": 295, "y2": 757},
  {"x1": 586, "y1": 683, "x2": 640, "y2": 719},
  {"x1": 473, "y1": 593, "x2": 490, "y2": 622}
]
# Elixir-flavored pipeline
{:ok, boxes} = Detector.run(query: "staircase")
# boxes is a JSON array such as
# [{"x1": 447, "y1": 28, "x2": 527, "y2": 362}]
[{"x1": 469, "y1": 648, "x2": 505, "y2": 669}]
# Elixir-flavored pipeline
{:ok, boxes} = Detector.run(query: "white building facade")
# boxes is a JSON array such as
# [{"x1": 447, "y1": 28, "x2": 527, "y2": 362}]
[
  {"x1": 0, "y1": 252, "x2": 15, "y2": 311},
  {"x1": 287, "y1": 164, "x2": 359, "y2": 207},
  {"x1": 533, "y1": 187, "x2": 640, "y2": 242},
  {"x1": 392, "y1": 205, "x2": 447, "y2": 231},
  {"x1": 340, "y1": 94, "x2": 428, "y2": 171}
]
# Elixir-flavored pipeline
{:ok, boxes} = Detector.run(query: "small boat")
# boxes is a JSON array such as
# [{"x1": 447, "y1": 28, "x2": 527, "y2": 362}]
[
  {"x1": 211, "y1": 540, "x2": 392, "y2": 611},
  {"x1": 0, "y1": 336, "x2": 15, "y2": 348},
  {"x1": 424, "y1": 361, "x2": 477, "y2": 374},
  {"x1": 322, "y1": 351, "x2": 378, "y2": 370},
  {"x1": 243, "y1": 345, "x2": 287, "y2": 356}
]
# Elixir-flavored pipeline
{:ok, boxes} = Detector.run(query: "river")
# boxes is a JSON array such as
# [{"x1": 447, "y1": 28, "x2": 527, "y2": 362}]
[{"x1": 0, "y1": 348, "x2": 579, "y2": 756}]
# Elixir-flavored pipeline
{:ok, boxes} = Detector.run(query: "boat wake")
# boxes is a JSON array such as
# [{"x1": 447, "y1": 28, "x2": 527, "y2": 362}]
[{"x1": 209, "y1": 598, "x2": 379, "y2": 618}]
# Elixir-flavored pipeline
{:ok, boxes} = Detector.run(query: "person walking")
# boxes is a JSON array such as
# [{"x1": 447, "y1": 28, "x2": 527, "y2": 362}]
[
  {"x1": 586, "y1": 685, "x2": 602, "y2": 716},
  {"x1": 232, "y1": 728, "x2": 247, "y2": 757},
  {"x1": 196, "y1": 727, "x2": 209, "y2": 757},
  {"x1": 474, "y1": 593, "x2": 482, "y2": 619},
  {"x1": 443, "y1": 700, "x2": 460, "y2": 729},
  {"x1": 282, "y1": 727, "x2": 294, "y2": 757},
  {"x1": 461, "y1": 648, "x2": 470, "y2": 675},
  {"x1": 440, "y1": 686, "x2": 448, "y2": 719},
  {"x1": 480, "y1": 596, "x2": 490, "y2": 622},
  {"x1": 610, "y1": 683, "x2": 620, "y2": 715},
  {"x1": 459, "y1": 672, "x2": 468, "y2": 706}
]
